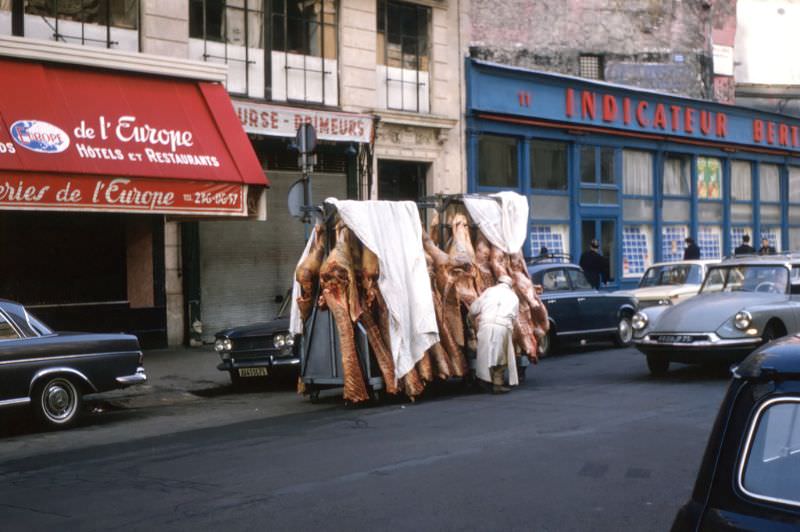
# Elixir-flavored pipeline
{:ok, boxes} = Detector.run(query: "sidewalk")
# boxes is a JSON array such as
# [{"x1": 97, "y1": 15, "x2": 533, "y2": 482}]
[{"x1": 98, "y1": 344, "x2": 234, "y2": 408}]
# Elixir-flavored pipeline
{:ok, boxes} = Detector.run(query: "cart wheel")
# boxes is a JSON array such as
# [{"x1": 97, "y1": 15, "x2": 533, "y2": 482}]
[{"x1": 309, "y1": 389, "x2": 320, "y2": 404}]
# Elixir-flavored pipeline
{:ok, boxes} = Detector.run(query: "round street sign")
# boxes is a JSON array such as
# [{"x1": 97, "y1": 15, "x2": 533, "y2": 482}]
[{"x1": 287, "y1": 178, "x2": 305, "y2": 219}]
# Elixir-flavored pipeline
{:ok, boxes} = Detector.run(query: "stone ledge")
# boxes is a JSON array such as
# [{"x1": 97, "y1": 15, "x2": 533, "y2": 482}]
[{"x1": 0, "y1": 34, "x2": 226, "y2": 82}]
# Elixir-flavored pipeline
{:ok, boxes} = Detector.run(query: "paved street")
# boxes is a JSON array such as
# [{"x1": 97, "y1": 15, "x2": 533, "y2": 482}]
[{"x1": 0, "y1": 345, "x2": 731, "y2": 531}]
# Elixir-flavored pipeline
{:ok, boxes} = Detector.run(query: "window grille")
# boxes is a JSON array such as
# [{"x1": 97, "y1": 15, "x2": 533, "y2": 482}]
[
  {"x1": 579, "y1": 54, "x2": 603, "y2": 80},
  {"x1": 18, "y1": 0, "x2": 138, "y2": 48},
  {"x1": 377, "y1": 0, "x2": 430, "y2": 113}
]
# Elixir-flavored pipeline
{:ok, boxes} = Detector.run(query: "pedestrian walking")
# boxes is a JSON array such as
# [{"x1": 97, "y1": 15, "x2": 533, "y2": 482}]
[
  {"x1": 579, "y1": 239, "x2": 605, "y2": 289},
  {"x1": 683, "y1": 237, "x2": 701, "y2": 260},
  {"x1": 734, "y1": 234, "x2": 755, "y2": 256},
  {"x1": 759, "y1": 237, "x2": 777, "y2": 255}
]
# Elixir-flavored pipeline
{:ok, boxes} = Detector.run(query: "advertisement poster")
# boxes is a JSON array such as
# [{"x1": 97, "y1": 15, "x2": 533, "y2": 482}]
[{"x1": 697, "y1": 157, "x2": 722, "y2": 199}]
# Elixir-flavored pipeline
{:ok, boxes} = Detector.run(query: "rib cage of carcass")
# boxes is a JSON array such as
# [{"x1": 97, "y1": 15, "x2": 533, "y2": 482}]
[{"x1": 293, "y1": 195, "x2": 549, "y2": 403}]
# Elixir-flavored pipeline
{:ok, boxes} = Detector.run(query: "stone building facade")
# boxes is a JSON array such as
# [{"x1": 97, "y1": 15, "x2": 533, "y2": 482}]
[{"x1": 0, "y1": 0, "x2": 464, "y2": 344}]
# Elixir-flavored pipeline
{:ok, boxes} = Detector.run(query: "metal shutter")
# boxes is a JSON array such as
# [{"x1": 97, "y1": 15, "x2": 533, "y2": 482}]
[{"x1": 198, "y1": 171, "x2": 347, "y2": 342}]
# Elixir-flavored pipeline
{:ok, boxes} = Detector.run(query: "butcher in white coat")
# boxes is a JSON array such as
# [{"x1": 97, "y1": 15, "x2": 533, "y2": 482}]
[{"x1": 468, "y1": 275, "x2": 519, "y2": 393}]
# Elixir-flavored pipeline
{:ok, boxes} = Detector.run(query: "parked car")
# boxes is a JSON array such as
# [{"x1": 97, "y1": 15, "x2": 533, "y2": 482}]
[
  {"x1": 632, "y1": 254, "x2": 800, "y2": 376},
  {"x1": 616, "y1": 259, "x2": 718, "y2": 308},
  {"x1": 0, "y1": 299, "x2": 145, "y2": 428},
  {"x1": 214, "y1": 295, "x2": 300, "y2": 386},
  {"x1": 672, "y1": 336, "x2": 800, "y2": 530},
  {"x1": 527, "y1": 255, "x2": 638, "y2": 356}
]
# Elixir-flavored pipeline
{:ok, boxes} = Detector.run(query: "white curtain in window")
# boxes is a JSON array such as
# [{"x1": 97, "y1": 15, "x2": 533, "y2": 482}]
[
  {"x1": 663, "y1": 157, "x2": 689, "y2": 196},
  {"x1": 622, "y1": 150, "x2": 653, "y2": 196},
  {"x1": 731, "y1": 161, "x2": 752, "y2": 201},
  {"x1": 760, "y1": 164, "x2": 781, "y2": 202},
  {"x1": 790, "y1": 167, "x2": 800, "y2": 203}
]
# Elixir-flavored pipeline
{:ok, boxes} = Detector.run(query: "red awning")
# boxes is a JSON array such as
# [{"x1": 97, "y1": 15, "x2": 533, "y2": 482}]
[{"x1": 0, "y1": 58, "x2": 267, "y2": 217}]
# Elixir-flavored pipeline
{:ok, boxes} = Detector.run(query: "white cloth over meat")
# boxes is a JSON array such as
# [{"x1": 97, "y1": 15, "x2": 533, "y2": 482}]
[
  {"x1": 289, "y1": 227, "x2": 318, "y2": 336},
  {"x1": 468, "y1": 282, "x2": 519, "y2": 386},
  {"x1": 326, "y1": 198, "x2": 439, "y2": 380},
  {"x1": 463, "y1": 191, "x2": 529, "y2": 254}
]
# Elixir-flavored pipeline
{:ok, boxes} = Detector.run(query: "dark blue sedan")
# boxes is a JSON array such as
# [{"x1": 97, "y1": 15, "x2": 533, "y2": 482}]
[{"x1": 528, "y1": 256, "x2": 638, "y2": 356}]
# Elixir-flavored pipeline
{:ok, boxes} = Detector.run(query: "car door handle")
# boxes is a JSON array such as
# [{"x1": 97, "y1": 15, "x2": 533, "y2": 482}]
[{"x1": 577, "y1": 297, "x2": 586, "y2": 302}]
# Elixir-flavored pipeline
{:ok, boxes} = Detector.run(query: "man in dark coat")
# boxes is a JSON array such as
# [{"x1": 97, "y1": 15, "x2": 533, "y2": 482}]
[
  {"x1": 734, "y1": 234, "x2": 756, "y2": 256},
  {"x1": 683, "y1": 237, "x2": 701, "y2": 260},
  {"x1": 759, "y1": 237, "x2": 777, "y2": 255},
  {"x1": 579, "y1": 239, "x2": 605, "y2": 289}
]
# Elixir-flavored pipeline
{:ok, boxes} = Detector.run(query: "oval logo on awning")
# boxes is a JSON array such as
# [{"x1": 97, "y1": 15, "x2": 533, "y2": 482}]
[{"x1": 10, "y1": 120, "x2": 70, "y2": 154}]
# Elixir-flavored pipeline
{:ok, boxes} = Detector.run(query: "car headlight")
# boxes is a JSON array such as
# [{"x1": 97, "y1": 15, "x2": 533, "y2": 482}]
[
  {"x1": 734, "y1": 311, "x2": 752, "y2": 331},
  {"x1": 214, "y1": 338, "x2": 233, "y2": 352},
  {"x1": 273, "y1": 333, "x2": 286, "y2": 348},
  {"x1": 285, "y1": 335, "x2": 295, "y2": 347},
  {"x1": 632, "y1": 312, "x2": 648, "y2": 331},
  {"x1": 657, "y1": 298, "x2": 671, "y2": 305}
]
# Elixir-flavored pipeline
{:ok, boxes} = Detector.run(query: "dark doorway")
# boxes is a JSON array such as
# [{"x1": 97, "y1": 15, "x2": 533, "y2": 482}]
[{"x1": 378, "y1": 160, "x2": 428, "y2": 201}]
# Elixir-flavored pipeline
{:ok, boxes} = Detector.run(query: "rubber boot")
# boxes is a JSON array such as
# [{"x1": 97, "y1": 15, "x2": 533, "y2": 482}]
[{"x1": 491, "y1": 366, "x2": 511, "y2": 394}]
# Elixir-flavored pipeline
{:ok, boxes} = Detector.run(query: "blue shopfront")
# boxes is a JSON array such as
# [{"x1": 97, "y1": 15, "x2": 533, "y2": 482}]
[{"x1": 466, "y1": 59, "x2": 800, "y2": 289}]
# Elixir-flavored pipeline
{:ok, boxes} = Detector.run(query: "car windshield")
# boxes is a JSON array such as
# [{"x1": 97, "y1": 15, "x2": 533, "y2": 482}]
[
  {"x1": 700, "y1": 265, "x2": 789, "y2": 295},
  {"x1": 639, "y1": 264, "x2": 702, "y2": 287}
]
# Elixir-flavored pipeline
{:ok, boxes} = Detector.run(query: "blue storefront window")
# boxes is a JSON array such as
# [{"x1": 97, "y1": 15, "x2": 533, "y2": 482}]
[
  {"x1": 477, "y1": 134, "x2": 519, "y2": 188},
  {"x1": 529, "y1": 224, "x2": 569, "y2": 256},
  {"x1": 622, "y1": 225, "x2": 651, "y2": 276},
  {"x1": 662, "y1": 225, "x2": 688, "y2": 262},
  {"x1": 698, "y1": 226, "x2": 723, "y2": 259}
]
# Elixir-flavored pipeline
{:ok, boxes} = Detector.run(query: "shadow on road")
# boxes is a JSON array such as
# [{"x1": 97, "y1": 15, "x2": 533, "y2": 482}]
[{"x1": 0, "y1": 398, "x2": 147, "y2": 438}]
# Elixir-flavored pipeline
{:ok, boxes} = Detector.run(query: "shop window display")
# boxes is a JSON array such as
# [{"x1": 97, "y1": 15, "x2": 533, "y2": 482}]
[
  {"x1": 662, "y1": 226, "x2": 688, "y2": 262},
  {"x1": 699, "y1": 226, "x2": 723, "y2": 259},
  {"x1": 622, "y1": 225, "x2": 652, "y2": 277},
  {"x1": 529, "y1": 225, "x2": 568, "y2": 256}
]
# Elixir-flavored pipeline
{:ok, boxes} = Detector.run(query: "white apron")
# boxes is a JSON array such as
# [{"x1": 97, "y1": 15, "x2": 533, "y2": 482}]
[
  {"x1": 475, "y1": 323, "x2": 518, "y2": 386},
  {"x1": 469, "y1": 283, "x2": 520, "y2": 386}
]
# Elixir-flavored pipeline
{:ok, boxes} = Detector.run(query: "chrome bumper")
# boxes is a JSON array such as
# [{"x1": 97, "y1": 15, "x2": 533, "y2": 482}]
[
  {"x1": 116, "y1": 366, "x2": 147, "y2": 386},
  {"x1": 633, "y1": 332, "x2": 762, "y2": 348}
]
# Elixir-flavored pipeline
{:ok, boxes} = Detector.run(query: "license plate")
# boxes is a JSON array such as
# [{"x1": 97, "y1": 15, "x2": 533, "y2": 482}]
[
  {"x1": 238, "y1": 367, "x2": 268, "y2": 377},
  {"x1": 658, "y1": 335, "x2": 694, "y2": 344}
]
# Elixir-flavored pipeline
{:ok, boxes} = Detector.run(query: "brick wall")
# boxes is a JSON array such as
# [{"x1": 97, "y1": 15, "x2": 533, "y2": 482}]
[{"x1": 466, "y1": 0, "x2": 715, "y2": 99}]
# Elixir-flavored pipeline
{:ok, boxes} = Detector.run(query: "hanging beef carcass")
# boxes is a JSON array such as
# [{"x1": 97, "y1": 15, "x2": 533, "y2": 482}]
[
  {"x1": 489, "y1": 244, "x2": 512, "y2": 280},
  {"x1": 356, "y1": 244, "x2": 399, "y2": 394},
  {"x1": 295, "y1": 223, "x2": 326, "y2": 321},
  {"x1": 447, "y1": 213, "x2": 480, "y2": 308},
  {"x1": 509, "y1": 252, "x2": 548, "y2": 361},
  {"x1": 421, "y1": 251, "x2": 454, "y2": 380},
  {"x1": 509, "y1": 252, "x2": 550, "y2": 343},
  {"x1": 421, "y1": 229, "x2": 468, "y2": 376},
  {"x1": 318, "y1": 221, "x2": 370, "y2": 403},
  {"x1": 474, "y1": 232, "x2": 495, "y2": 294}
]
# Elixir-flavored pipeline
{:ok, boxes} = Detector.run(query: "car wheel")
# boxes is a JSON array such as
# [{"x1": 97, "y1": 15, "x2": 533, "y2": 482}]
[
  {"x1": 646, "y1": 354, "x2": 670, "y2": 377},
  {"x1": 614, "y1": 315, "x2": 634, "y2": 347},
  {"x1": 539, "y1": 329, "x2": 555, "y2": 357},
  {"x1": 33, "y1": 376, "x2": 82, "y2": 428},
  {"x1": 762, "y1": 323, "x2": 781, "y2": 344}
]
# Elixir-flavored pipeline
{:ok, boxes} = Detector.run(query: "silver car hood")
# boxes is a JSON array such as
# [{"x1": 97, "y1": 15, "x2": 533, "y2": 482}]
[{"x1": 649, "y1": 292, "x2": 788, "y2": 333}]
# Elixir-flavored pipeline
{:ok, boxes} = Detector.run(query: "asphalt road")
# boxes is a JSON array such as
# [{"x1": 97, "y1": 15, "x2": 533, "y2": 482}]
[{"x1": 0, "y1": 345, "x2": 731, "y2": 531}]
